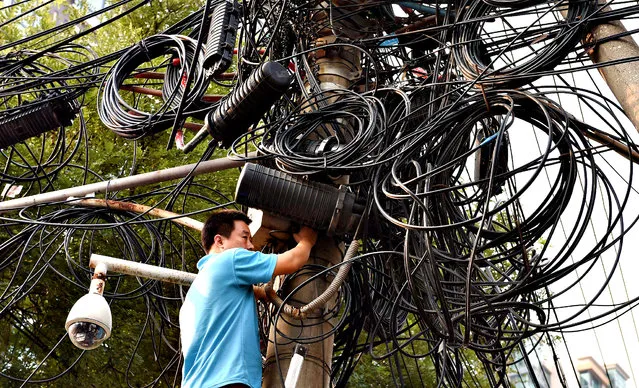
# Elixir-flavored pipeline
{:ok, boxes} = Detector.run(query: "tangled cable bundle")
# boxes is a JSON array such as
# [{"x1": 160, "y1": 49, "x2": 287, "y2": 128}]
[
  {"x1": 362, "y1": 85, "x2": 637, "y2": 381},
  {"x1": 257, "y1": 89, "x2": 389, "y2": 174},
  {"x1": 162, "y1": 40, "x2": 210, "y2": 116},
  {"x1": 98, "y1": 34, "x2": 210, "y2": 139},
  {"x1": 452, "y1": 0, "x2": 596, "y2": 88},
  {"x1": 2, "y1": 0, "x2": 639, "y2": 386},
  {"x1": 0, "y1": 45, "x2": 100, "y2": 189}
]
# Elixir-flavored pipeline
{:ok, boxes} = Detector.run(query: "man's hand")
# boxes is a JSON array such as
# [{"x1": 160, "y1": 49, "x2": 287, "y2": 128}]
[
  {"x1": 273, "y1": 226, "x2": 318, "y2": 276},
  {"x1": 293, "y1": 226, "x2": 318, "y2": 246}
]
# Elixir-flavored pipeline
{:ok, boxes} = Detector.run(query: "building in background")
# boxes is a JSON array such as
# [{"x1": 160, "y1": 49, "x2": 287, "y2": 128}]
[
  {"x1": 605, "y1": 363, "x2": 630, "y2": 388},
  {"x1": 509, "y1": 359, "x2": 563, "y2": 388},
  {"x1": 578, "y1": 357, "x2": 610, "y2": 388},
  {"x1": 577, "y1": 357, "x2": 630, "y2": 388},
  {"x1": 509, "y1": 354, "x2": 631, "y2": 388}
]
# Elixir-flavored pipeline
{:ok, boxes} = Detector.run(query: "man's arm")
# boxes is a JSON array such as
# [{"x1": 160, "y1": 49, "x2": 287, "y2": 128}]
[
  {"x1": 253, "y1": 285, "x2": 267, "y2": 300},
  {"x1": 273, "y1": 226, "x2": 318, "y2": 276}
]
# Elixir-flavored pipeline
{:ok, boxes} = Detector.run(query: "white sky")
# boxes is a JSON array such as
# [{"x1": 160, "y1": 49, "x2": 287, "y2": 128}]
[{"x1": 514, "y1": 42, "x2": 639, "y2": 388}]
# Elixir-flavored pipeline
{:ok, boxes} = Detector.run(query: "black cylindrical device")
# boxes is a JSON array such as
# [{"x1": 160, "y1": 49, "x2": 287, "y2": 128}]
[
  {"x1": 203, "y1": 0, "x2": 240, "y2": 76},
  {"x1": 0, "y1": 97, "x2": 79, "y2": 149},
  {"x1": 235, "y1": 163, "x2": 363, "y2": 236},
  {"x1": 206, "y1": 61, "x2": 291, "y2": 148}
]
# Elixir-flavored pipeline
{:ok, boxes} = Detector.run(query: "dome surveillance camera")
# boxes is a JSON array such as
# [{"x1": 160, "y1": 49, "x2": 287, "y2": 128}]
[{"x1": 65, "y1": 293, "x2": 112, "y2": 350}]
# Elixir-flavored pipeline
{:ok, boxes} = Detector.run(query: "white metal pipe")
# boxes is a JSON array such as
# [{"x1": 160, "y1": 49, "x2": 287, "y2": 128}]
[
  {"x1": 90, "y1": 254, "x2": 196, "y2": 286},
  {"x1": 0, "y1": 153, "x2": 254, "y2": 213},
  {"x1": 89, "y1": 263, "x2": 108, "y2": 295}
]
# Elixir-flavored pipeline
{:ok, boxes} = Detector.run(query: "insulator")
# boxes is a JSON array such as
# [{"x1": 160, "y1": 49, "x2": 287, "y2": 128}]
[
  {"x1": 0, "y1": 97, "x2": 79, "y2": 149},
  {"x1": 203, "y1": 0, "x2": 240, "y2": 76},
  {"x1": 235, "y1": 163, "x2": 364, "y2": 236},
  {"x1": 206, "y1": 61, "x2": 291, "y2": 148}
]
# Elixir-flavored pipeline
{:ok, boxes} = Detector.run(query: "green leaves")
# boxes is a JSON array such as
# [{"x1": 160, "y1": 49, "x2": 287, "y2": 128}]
[{"x1": 0, "y1": 0, "x2": 240, "y2": 385}]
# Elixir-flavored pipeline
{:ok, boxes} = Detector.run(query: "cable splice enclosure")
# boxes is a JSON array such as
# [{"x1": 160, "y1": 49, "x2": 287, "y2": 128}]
[
  {"x1": 207, "y1": 61, "x2": 291, "y2": 147},
  {"x1": 235, "y1": 163, "x2": 363, "y2": 236},
  {"x1": 204, "y1": 0, "x2": 240, "y2": 76},
  {"x1": 0, "y1": 97, "x2": 79, "y2": 149}
]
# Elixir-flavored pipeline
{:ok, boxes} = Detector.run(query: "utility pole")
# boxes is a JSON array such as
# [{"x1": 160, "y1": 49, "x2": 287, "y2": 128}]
[
  {"x1": 261, "y1": 1, "x2": 367, "y2": 386},
  {"x1": 583, "y1": 5, "x2": 639, "y2": 131}
]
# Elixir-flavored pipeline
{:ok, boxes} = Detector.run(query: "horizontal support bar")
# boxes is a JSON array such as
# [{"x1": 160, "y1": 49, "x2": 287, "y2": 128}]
[
  {"x1": 0, "y1": 153, "x2": 253, "y2": 212},
  {"x1": 75, "y1": 198, "x2": 204, "y2": 231},
  {"x1": 90, "y1": 254, "x2": 196, "y2": 286}
]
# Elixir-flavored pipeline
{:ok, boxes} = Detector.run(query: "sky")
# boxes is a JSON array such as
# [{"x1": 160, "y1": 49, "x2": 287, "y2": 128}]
[{"x1": 513, "y1": 48, "x2": 639, "y2": 388}]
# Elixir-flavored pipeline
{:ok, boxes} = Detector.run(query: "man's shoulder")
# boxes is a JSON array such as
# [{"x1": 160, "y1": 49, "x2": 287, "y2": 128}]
[
  {"x1": 215, "y1": 248, "x2": 254, "y2": 262},
  {"x1": 197, "y1": 249, "x2": 261, "y2": 268},
  {"x1": 196, "y1": 251, "x2": 233, "y2": 271},
  {"x1": 230, "y1": 248, "x2": 269, "y2": 258}
]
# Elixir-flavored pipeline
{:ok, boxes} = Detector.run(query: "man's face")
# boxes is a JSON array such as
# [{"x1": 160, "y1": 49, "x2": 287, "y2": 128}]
[{"x1": 219, "y1": 220, "x2": 254, "y2": 251}]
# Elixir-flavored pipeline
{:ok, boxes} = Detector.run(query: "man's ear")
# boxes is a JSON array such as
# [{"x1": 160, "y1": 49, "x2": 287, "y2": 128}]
[{"x1": 214, "y1": 234, "x2": 224, "y2": 247}]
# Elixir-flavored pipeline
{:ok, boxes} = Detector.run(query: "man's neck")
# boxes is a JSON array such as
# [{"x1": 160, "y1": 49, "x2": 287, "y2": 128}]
[{"x1": 209, "y1": 247, "x2": 223, "y2": 255}]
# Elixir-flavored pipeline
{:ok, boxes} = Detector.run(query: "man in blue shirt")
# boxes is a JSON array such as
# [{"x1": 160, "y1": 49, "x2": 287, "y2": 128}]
[{"x1": 180, "y1": 210, "x2": 317, "y2": 388}]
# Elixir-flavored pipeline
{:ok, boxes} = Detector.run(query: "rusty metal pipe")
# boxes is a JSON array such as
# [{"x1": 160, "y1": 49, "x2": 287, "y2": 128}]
[
  {"x1": 119, "y1": 84, "x2": 223, "y2": 102},
  {"x1": 0, "y1": 153, "x2": 253, "y2": 212},
  {"x1": 119, "y1": 84, "x2": 163, "y2": 97},
  {"x1": 134, "y1": 71, "x2": 237, "y2": 81},
  {"x1": 73, "y1": 198, "x2": 204, "y2": 231}
]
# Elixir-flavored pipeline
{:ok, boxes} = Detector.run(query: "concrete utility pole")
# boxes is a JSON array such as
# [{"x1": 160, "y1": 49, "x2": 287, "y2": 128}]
[
  {"x1": 261, "y1": 2, "x2": 367, "y2": 386},
  {"x1": 262, "y1": 234, "x2": 344, "y2": 387},
  {"x1": 583, "y1": 5, "x2": 639, "y2": 131}
]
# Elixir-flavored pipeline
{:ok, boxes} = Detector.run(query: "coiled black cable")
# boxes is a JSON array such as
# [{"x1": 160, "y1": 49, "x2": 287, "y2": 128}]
[
  {"x1": 452, "y1": 0, "x2": 596, "y2": 88},
  {"x1": 98, "y1": 34, "x2": 209, "y2": 139}
]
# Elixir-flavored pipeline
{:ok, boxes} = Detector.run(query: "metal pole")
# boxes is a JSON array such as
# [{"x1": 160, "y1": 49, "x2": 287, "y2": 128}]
[
  {"x1": 583, "y1": 6, "x2": 639, "y2": 131},
  {"x1": 90, "y1": 254, "x2": 196, "y2": 286},
  {"x1": 91, "y1": 253, "x2": 267, "y2": 302},
  {"x1": 74, "y1": 198, "x2": 204, "y2": 231},
  {"x1": 0, "y1": 153, "x2": 252, "y2": 213}
]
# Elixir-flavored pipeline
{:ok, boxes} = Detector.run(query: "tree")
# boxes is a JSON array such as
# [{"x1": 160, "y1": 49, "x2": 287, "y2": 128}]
[{"x1": 0, "y1": 1, "x2": 240, "y2": 386}]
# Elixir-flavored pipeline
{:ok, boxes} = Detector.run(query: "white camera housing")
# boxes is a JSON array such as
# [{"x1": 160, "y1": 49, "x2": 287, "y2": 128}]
[{"x1": 65, "y1": 273, "x2": 112, "y2": 350}]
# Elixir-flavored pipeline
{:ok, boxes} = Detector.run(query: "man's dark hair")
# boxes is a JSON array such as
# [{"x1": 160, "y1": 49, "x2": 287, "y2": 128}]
[{"x1": 201, "y1": 210, "x2": 252, "y2": 251}]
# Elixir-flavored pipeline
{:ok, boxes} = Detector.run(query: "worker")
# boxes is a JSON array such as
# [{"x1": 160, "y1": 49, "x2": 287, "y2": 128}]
[{"x1": 179, "y1": 209, "x2": 318, "y2": 388}]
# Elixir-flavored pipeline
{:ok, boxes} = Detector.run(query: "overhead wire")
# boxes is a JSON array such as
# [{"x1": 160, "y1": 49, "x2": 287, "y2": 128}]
[{"x1": 2, "y1": 0, "x2": 639, "y2": 386}]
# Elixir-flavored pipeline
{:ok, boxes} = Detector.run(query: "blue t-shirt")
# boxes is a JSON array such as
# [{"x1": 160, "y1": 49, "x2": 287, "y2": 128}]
[{"x1": 180, "y1": 248, "x2": 277, "y2": 388}]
